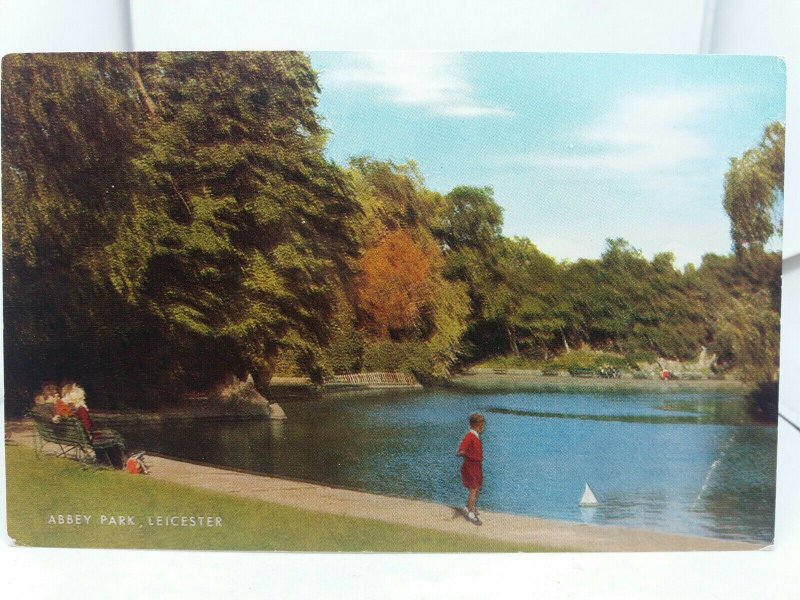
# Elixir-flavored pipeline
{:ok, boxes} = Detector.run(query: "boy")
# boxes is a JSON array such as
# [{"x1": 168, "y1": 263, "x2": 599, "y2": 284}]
[{"x1": 457, "y1": 413, "x2": 485, "y2": 525}]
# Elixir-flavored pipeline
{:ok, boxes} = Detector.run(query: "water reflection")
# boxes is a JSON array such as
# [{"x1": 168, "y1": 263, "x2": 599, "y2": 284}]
[
  {"x1": 579, "y1": 506, "x2": 598, "y2": 524},
  {"x1": 269, "y1": 420, "x2": 286, "y2": 441},
  {"x1": 113, "y1": 387, "x2": 775, "y2": 543},
  {"x1": 691, "y1": 426, "x2": 776, "y2": 541}
]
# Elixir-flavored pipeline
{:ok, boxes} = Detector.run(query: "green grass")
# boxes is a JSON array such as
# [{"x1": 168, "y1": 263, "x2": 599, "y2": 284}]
[{"x1": 5, "y1": 444, "x2": 549, "y2": 552}]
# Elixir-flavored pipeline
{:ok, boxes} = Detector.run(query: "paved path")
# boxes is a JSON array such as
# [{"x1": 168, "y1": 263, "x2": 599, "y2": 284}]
[{"x1": 8, "y1": 423, "x2": 764, "y2": 552}]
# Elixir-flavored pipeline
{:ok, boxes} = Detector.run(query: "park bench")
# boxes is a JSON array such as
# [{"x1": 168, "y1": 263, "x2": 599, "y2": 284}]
[
  {"x1": 28, "y1": 410, "x2": 125, "y2": 466},
  {"x1": 597, "y1": 366, "x2": 621, "y2": 379},
  {"x1": 568, "y1": 366, "x2": 595, "y2": 378}
]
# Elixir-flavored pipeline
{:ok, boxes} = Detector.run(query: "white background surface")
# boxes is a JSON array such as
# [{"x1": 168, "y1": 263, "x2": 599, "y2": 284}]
[{"x1": 1, "y1": 1, "x2": 798, "y2": 598}]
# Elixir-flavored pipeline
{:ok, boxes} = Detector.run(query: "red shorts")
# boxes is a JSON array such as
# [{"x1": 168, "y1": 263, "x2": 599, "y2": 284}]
[{"x1": 461, "y1": 460, "x2": 483, "y2": 489}]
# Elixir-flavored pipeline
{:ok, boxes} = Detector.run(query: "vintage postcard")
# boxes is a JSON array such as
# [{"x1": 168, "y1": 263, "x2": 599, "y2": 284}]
[{"x1": 2, "y1": 51, "x2": 785, "y2": 552}]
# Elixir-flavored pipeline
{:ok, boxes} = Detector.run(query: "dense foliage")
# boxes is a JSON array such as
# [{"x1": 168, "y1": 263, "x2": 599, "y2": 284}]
[
  {"x1": 2, "y1": 53, "x2": 783, "y2": 417},
  {"x1": 3, "y1": 52, "x2": 360, "y2": 411},
  {"x1": 723, "y1": 122, "x2": 784, "y2": 257}
]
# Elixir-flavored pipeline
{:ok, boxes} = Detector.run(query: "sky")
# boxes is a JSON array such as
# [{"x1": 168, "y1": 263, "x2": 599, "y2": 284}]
[{"x1": 310, "y1": 52, "x2": 785, "y2": 267}]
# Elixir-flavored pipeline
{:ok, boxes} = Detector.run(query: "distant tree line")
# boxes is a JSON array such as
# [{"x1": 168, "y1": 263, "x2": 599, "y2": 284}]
[{"x1": 1, "y1": 53, "x2": 783, "y2": 417}]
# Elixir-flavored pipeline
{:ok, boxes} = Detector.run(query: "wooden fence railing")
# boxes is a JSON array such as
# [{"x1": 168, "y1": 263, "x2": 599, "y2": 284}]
[{"x1": 327, "y1": 372, "x2": 420, "y2": 386}]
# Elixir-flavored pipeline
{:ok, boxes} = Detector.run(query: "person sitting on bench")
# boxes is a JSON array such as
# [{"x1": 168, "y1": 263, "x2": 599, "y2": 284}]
[
  {"x1": 61, "y1": 382, "x2": 126, "y2": 469},
  {"x1": 31, "y1": 382, "x2": 60, "y2": 420}
]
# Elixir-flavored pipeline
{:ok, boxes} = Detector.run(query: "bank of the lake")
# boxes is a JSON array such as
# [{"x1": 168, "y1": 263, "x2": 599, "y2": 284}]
[
  {"x1": 7, "y1": 372, "x2": 774, "y2": 545},
  {"x1": 4, "y1": 443, "x2": 548, "y2": 552},
  {"x1": 448, "y1": 370, "x2": 747, "y2": 393},
  {"x1": 79, "y1": 373, "x2": 746, "y2": 428},
  {"x1": 11, "y1": 371, "x2": 752, "y2": 430},
  {"x1": 43, "y1": 383, "x2": 773, "y2": 543},
  {"x1": 4, "y1": 441, "x2": 759, "y2": 552}
]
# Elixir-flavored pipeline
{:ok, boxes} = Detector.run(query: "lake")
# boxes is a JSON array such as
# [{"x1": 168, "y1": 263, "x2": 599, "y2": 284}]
[{"x1": 113, "y1": 383, "x2": 776, "y2": 543}]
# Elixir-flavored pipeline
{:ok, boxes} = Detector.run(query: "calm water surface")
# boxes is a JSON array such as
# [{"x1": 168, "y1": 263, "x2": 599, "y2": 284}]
[{"x1": 115, "y1": 385, "x2": 776, "y2": 543}]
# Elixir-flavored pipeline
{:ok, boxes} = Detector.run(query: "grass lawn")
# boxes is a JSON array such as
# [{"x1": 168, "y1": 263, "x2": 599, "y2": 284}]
[{"x1": 5, "y1": 444, "x2": 549, "y2": 552}]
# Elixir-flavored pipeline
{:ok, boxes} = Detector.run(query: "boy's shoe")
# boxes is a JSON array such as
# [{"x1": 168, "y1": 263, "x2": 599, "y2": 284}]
[
  {"x1": 463, "y1": 506, "x2": 479, "y2": 516},
  {"x1": 467, "y1": 512, "x2": 482, "y2": 526}
]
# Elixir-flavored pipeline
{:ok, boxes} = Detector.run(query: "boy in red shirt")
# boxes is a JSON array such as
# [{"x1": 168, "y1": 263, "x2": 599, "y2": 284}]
[{"x1": 457, "y1": 413, "x2": 485, "y2": 525}]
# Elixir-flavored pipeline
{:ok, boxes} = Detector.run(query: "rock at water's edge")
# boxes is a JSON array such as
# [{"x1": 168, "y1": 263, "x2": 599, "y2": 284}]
[
  {"x1": 269, "y1": 402, "x2": 288, "y2": 420},
  {"x1": 206, "y1": 374, "x2": 270, "y2": 416}
]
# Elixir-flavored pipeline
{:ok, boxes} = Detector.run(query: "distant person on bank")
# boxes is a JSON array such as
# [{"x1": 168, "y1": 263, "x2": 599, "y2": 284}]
[{"x1": 457, "y1": 413, "x2": 485, "y2": 526}]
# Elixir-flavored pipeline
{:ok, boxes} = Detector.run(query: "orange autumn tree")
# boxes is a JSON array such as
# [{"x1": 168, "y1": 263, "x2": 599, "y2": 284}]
[{"x1": 357, "y1": 229, "x2": 438, "y2": 338}]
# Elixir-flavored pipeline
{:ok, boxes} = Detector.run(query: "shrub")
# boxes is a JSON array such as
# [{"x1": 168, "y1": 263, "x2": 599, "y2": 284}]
[
  {"x1": 362, "y1": 340, "x2": 438, "y2": 381},
  {"x1": 747, "y1": 381, "x2": 778, "y2": 422},
  {"x1": 319, "y1": 313, "x2": 365, "y2": 375}
]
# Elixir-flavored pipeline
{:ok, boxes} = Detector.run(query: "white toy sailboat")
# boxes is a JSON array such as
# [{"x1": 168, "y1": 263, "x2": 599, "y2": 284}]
[{"x1": 579, "y1": 482, "x2": 599, "y2": 506}]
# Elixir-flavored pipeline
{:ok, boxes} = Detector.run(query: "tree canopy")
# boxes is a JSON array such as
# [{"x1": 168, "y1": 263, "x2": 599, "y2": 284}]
[
  {"x1": 2, "y1": 52, "x2": 360, "y2": 410},
  {"x1": 723, "y1": 122, "x2": 785, "y2": 257},
  {"x1": 1, "y1": 54, "x2": 784, "y2": 417}
]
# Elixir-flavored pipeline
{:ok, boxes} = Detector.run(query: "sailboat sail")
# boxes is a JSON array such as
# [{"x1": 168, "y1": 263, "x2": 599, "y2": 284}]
[{"x1": 579, "y1": 482, "x2": 599, "y2": 506}]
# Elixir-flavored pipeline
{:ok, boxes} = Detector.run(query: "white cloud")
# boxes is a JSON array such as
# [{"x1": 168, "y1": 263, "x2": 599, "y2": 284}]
[
  {"x1": 501, "y1": 89, "x2": 721, "y2": 174},
  {"x1": 322, "y1": 52, "x2": 513, "y2": 118}
]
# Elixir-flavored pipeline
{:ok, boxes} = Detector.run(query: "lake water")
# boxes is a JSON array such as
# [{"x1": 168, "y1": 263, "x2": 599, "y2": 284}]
[{"x1": 114, "y1": 384, "x2": 776, "y2": 543}]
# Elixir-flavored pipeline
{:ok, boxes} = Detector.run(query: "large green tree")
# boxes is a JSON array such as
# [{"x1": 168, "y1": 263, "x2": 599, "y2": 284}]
[
  {"x1": 345, "y1": 158, "x2": 469, "y2": 377},
  {"x1": 2, "y1": 52, "x2": 360, "y2": 412},
  {"x1": 723, "y1": 122, "x2": 785, "y2": 257},
  {"x1": 436, "y1": 186, "x2": 508, "y2": 358},
  {"x1": 3, "y1": 54, "x2": 162, "y2": 411},
  {"x1": 495, "y1": 237, "x2": 565, "y2": 358},
  {"x1": 716, "y1": 122, "x2": 784, "y2": 419},
  {"x1": 562, "y1": 240, "x2": 708, "y2": 360}
]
